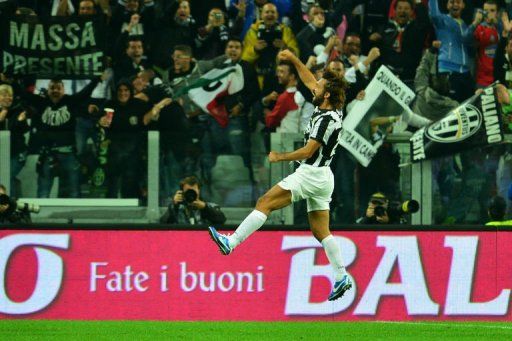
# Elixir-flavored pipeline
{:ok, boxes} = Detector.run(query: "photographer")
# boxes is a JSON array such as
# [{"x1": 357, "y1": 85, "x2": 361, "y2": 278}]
[
  {"x1": 0, "y1": 184, "x2": 33, "y2": 224},
  {"x1": 160, "y1": 176, "x2": 226, "y2": 225},
  {"x1": 357, "y1": 192, "x2": 419, "y2": 224}
]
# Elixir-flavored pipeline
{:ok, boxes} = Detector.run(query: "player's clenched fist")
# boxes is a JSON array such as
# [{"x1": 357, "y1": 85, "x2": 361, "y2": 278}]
[{"x1": 268, "y1": 151, "x2": 280, "y2": 163}]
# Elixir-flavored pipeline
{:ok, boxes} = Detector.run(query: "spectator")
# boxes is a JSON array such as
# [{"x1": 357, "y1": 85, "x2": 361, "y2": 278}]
[
  {"x1": 485, "y1": 195, "x2": 512, "y2": 225},
  {"x1": 19, "y1": 73, "x2": 107, "y2": 198},
  {"x1": 429, "y1": 0, "x2": 482, "y2": 102},
  {"x1": 340, "y1": 33, "x2": 372, "y2": 78},
  {"x1": 110, "y1": 0, "x2": 154, "y2": 44},
  {"x1": 242, "y1": 3, "x2": 299, "y2": 89},
  {"x1": 160, "y1": 175, "x2": 226, "y2": 224},
  {"x1": 413, "y1": 41, "x2": 459, "y2": 121},
  {"x1": 138, "y1": 76, "x2": 192, "y2": 200},
  {"x1": 77, "y1": 0, "x2": 96, "y2": 16},
  {"x1": 494, "y1": 14, "x2": 512, "y2": 88},
  {"x1": 265, "y1": 60, "x2": 311, "y2": 133},
  {"x1": 196, "y1": 8, "x2": 240, "y2": 59},
  {"x1": 0, "y1": 84, "x2": 29, "y2": 198},
  {"x1": 98, "y1": 79, "x2": 151, "y2": 198},
  {"x1": 296, "y1": 4, "x2": 337, "y2": 62},
  {"x1": 230, "y1": 0, "x2": 292, "y2": 39},
  {"x1": 150, "y1": 0, "x2": 198, "y2": 70},
  {"x1": 165, "y1": 45, "x2": 228, "y2": 116},
  {"x1": 190, "y1": 0, "x2": 226, "y2": 26},
  {"x1": 113, "y1": 36, "x2": 150, "y2": 84},
  {"x1": 474, "y1": 0, "x2": 500, "y2": 88},
  {"x1": 369, "y1": 0, "x2": 430, "y2": 87}
]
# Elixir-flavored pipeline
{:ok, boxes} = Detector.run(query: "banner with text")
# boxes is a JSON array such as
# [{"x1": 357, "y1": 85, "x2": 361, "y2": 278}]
[
  {"x1": 0, "y1": 230, "x2": 511, "y2": 321},
  {"x1": 410, "y1": 86, "x2": 504, "y2": 162},
  {"x1": 1, "y1": 16, "x2": 106, "y2": 78},
  {"x1": 339, "y1": 66, "x2": 415, "y2": 167}
]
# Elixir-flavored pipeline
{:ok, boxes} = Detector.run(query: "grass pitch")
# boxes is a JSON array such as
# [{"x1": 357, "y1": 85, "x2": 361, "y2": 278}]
[{"x1": 1, "y1": 320, "x2": 511, "y2": 340}]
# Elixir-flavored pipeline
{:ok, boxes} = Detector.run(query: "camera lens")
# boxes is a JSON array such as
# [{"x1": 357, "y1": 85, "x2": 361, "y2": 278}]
[
  {"x1": 374, "y1": 205, "x2": 386, "y2": 217},
  {"x1": 183, "y1": 189, "x2": 198, "y2": 204}
]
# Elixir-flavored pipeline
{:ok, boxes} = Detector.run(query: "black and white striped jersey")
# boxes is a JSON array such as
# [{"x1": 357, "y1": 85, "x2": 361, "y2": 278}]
[{"x1": 303, "y1": 107, "x2": 343, "y2": 167}]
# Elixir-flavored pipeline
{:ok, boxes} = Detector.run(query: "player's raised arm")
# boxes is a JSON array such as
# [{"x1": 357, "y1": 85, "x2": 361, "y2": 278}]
[{"x1": 278, "y1": 50, "x2": 317, "y2": 92}]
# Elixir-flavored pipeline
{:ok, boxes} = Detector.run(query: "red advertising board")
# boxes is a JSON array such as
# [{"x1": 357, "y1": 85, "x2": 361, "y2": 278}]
[{"x1": 0, "y1": 230, "x2": 510, "y2": 321}]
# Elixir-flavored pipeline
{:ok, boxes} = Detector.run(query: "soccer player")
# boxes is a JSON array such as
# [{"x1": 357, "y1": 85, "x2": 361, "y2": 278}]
[{"x1": 208, "y1": 49, "x2": 352, "y2": 301}]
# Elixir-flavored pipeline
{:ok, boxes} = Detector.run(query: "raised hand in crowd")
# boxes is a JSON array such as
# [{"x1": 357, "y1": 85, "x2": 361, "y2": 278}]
[
  {"x1": 88, "y1": 104, "x2": 100, "y2": 114},
  {"x1": 473, "y1": 9, "x2": 484, "y2": 27},
  {"x1": 124, "y1": 13, "x2": 140, "y2": 33},
  {"x1": 144, "y1": 97, "x2": 173, "y2": 125},
  {"x1": 234, "y1": 0, "x2": 247, "y2": 18},
  {"x1": 369, "y1": 32, "x2": 382, "y2": 42},
  {"x1": 17, "y1": 111, "x2": 26, "y2": 122},
  {"x1": 262, "y1": 91, "x2": 279, "y2": 106},
  {"x1": 501, "y1": 11, "x2": 512, "y2": 36},
  {"x1": 305, "y1": 55, "x2": 317, "y2": 69}
]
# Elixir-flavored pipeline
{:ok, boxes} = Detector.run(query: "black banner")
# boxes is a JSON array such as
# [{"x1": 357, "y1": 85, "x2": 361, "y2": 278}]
[
  {"x1": 410, "y1": 86, "x2": 505, "y2": 162},
  {"x1": 1, "y1": 16, "x2": 106, "y2": 78}
]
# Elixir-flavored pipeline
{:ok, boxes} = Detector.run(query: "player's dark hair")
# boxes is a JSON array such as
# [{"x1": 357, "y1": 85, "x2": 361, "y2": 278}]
[{"x1": 322, "y1": 68, "x2": 347, "y2": 109}]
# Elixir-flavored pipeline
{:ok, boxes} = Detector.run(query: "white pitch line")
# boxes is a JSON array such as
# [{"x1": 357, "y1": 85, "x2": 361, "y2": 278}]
[{"x1": 375, "y1": 321, "x2": 512, "y2": 330}]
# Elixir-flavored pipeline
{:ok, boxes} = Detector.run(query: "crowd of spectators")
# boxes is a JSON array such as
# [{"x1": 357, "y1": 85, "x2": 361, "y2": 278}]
[{"x1": 1, "y1": 0, "x2": 512, "y2": 225}]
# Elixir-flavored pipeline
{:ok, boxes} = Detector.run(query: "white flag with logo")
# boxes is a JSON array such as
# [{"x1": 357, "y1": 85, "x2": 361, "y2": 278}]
[{"x1": 187, "y1": 64, "x2": 244, "y2": 127}]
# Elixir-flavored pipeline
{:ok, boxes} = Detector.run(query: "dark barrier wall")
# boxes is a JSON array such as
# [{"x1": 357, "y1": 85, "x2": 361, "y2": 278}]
[{"x1": 1, "y1": 225, "x2": 511, "y2": 321}]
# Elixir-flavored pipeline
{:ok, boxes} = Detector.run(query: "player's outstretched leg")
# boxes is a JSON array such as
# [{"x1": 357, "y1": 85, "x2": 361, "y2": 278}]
[
  {"x1": 309, "y1": 210, "x2": 352, "y2": 301},
  {"x1": 208, "y1": 185, "x2": 291, "y2": 255}
]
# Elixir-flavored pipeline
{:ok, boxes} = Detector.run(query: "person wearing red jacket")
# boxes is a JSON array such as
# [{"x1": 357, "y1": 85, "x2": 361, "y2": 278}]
[
  {"x1": 265, "y1": 60, "x2": 310, "y2": 133},
  {"x1": 474, "y1": 0, "x2": 500, "y2": 87}
]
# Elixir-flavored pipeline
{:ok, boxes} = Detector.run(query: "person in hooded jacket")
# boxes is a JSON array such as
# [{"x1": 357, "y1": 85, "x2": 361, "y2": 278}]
[{"x1": 98, "y1": 79, "x2": 151, "y2": 198}]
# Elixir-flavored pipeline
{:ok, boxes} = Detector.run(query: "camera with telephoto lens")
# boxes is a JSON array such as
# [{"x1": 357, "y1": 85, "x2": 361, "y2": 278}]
[
  {"x1": 374, "y1": 199, "x2": 420, "y2": 222},
  {"x1": 183, "y1": 189, "x2": 198, "y2": 205},
  {"x1": 0, "y1": 194, "x2": 39, "y2": 223}
]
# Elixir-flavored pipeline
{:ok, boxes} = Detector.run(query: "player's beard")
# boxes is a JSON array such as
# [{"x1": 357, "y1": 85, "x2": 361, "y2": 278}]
[{"x1": 312, "y1": 90, "x2": 324, "y2": 106}]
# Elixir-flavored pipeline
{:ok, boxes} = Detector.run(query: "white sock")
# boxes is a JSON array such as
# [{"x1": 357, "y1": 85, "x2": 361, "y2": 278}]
[
  {"x1": 321, "y1": 235, "x2": 347, "y2": 281},
  {"x1": 228, "y1": 209, "x2": 267, "y2": 248}
]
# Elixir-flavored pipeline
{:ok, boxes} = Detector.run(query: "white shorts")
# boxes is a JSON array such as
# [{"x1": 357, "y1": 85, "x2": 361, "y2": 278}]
[{"x1": 278, "y1": 164, "x2": 334, "y2": 212}]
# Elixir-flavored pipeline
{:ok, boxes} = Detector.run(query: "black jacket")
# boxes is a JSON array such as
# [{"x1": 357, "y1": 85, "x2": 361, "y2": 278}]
[
  {"x1": 160, "y1": 201, "x2": 226, "y2": 225},
  {"x1": 370, "y1": 3, "x2": 430, "y2": 82},
  {"x1": 296, "y1": 24, "x2": 329, "y2": 62},
  {"x1": 102, "y1": 98, "x2": 150, "y2": 151},
  {"x1": 494, "y1": 36, "x2": 512, "y2": 88},
  {"x1": 21, "y1": 78, "x2": 99, "y2": 150}
]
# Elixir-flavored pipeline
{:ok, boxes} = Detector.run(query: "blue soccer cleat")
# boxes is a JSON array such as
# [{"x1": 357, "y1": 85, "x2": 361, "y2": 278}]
[
  {"x1": 208, "y1": 226, "x2": 232, "y2": 255},
  {"x1": 328, "y1": 274, "x2": 352, "y2": 301}
]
